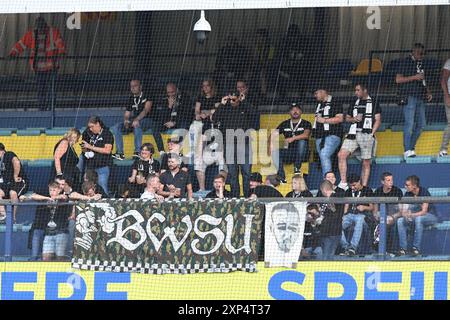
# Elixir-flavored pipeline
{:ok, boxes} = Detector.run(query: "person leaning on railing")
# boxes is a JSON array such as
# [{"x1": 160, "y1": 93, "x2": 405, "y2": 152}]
[{"x1": 20, "y1": 181, "x2": 72, "y2": 262}]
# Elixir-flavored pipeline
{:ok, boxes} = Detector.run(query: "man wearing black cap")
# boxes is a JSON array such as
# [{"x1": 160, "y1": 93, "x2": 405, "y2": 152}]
[{"x1": 269, "y1": 103, "x2": 311, "y2": 183}]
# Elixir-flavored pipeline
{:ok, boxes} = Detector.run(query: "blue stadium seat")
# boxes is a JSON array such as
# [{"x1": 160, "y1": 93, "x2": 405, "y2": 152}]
[
  {"x1": 16, "y1": 129, "x2": 43, "y2": 136},
  {"x1": 436, "y1": 156, "x2": 450, "y2": 164},
  {"x1": 429, "y1": 188, "x2": 449, "y2": 197},
  {"x1": 390, "y1": 125, "x2": 404, "y2": 132},
  {"x1": 405, "y1": 156, "x2": 433, "y2": 164},
  {"x1": 424, "y1": 123, "x2": 447, "y2": 131},
  {"x1": 45, "y1": 128, "x2": 71, "y2": 136},
  {"x1": 377, "y1": 123, "x2": 391, "y2": 132},
  {"x1": 0, "y1": 128, "x2": 17, "y2": 136},
  {"x1": 375, "y1": 156, "x2": 403, "y2": 164}
]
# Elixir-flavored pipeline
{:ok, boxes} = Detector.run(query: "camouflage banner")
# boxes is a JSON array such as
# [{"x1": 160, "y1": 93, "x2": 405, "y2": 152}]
[{"x1": 71, "y1": 199, "x2": 263, "y2": 274}]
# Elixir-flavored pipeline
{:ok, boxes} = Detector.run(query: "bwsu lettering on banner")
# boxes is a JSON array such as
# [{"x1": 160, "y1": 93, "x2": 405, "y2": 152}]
[{"x1": 71, "y1": 199, "x2": 264, "y2": 274}]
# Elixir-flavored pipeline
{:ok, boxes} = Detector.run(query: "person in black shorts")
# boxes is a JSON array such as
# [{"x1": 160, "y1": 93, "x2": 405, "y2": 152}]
[{"x1": 0, "y1": 143, "x2": 29, "y2": 222}]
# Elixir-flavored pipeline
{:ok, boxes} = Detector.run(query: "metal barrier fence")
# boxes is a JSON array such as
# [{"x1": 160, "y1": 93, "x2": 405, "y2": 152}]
[{"x1": 1, "y1": 196, "x2": 450, "y2": 262}]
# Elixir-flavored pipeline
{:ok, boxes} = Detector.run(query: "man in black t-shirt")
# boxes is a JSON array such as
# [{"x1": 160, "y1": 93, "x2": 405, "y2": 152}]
[
  {"x1": 123, "y1": 143, "x2": 161, "y2": 198},
  {"x1": 396, "y1": 43, "x2": 433, "y2": 159},
  {"x1": 270, "y1": 104, "x2": 311, "y2": 183},
  {"x1": 341, "y1": 174, "x2": 375, "y2": 256},
  {"x1": 159, "y1": 153, "x2": 193, "y2": 199},
  {"x1": 312, "y1": 89, "x2": 344, "y2": 177},
  {"x1": 397, "y1": 175, "x2": 437, "y2": 256},
  {"x1": 338, "y1": 83, "x2": 381, "y2": 189},
  {"x1": 80, "y1": 116, "x2": 114, "y2": 196},
  {"x1": 153, "y1": 82, "x2": 194, "y2": 131},
  {"x1": 205, "y1": 174, "x2": 232, "y2": 199},
  {"x1": 373, "y1": 172, "x2": 403, "y2": 253},
  {"x1": 111, "y1": 80, "x2": 163, "y2": 160},
  {"x1": 160, "y1": 137, "x2": 189, "y2": 173},
  {"x1": 0, "y1": 143, "x2": 29, "y2": 222}
]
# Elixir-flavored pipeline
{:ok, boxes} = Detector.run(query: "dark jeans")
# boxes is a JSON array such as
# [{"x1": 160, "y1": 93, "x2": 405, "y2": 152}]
[
  {"x1": 320, "y1": 236, "x2": 341, "y2": 260},
  {"x1": 36, "y1": 70, "x2": 57, "y2": 111},
  {"x1": 227, "y1": 143, "x2": 252, "y2": 198},
  {"x1": 31, "y1": 229, "x2": 45, "y2": 261}
]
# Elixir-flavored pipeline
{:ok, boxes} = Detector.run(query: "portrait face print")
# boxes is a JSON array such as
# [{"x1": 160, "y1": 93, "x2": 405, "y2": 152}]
[{"x1": 270, "y1": 204, "x2": 300, "y2": 253}]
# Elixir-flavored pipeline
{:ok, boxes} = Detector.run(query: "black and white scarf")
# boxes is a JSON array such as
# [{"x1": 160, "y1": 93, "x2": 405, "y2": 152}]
[{"x1": 349, "y1": 96, "x2": 373, "y2": 135}]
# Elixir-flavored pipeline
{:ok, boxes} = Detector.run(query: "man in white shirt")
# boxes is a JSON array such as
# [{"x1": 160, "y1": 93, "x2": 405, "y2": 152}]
[{"x1": 439, "y1": 59, "x2": 450, "y2": 157}]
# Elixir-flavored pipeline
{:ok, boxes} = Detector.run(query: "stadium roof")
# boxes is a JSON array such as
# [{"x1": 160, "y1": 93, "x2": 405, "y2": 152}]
[{"x1": 1, "y1": 0, "x2": 449, "y2": 14}]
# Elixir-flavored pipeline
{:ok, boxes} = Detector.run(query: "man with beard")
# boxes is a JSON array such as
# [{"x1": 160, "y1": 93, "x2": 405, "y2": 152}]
[
  {"x1": 158, "y1": 153, "x2": 193, "y2": 199},
  {"x1": 269, "y1": 103, "x2": 311, "y2": 183}
]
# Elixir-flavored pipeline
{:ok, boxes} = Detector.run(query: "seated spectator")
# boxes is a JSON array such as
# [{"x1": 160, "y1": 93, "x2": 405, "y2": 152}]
[
  {"x1": 250, "y1": 174, "x2": 283, "y2": 199},
  {"x1": 52, "y1": 128, "x2": 82, "y2": 192},
  {"x1": 122, "y1": 143, "x2": 160, "y2": 198},
  {"x1": 285, "y1": 174, "x2": 313, "y2": 198},
  {"x1": 270, "y1": 103, "x2": 311, "y2": 183},
  {"x1": 112, "y1": 79, "x2": 162, "y2": 160},
  {"x1": 249, "y1": 172, "x2": 263, "y2": 194},
  {"x1": 153, "y1": 82, "x2": 193, "y2": 132},
  {"x1": 140, "y1": 174, "x2": 165, "y2": 202},
  {"x1": 0, "y1": 143, "x2": 29, "y2": 223},
  {"x1": 373, "y1": 172, "x2": 403, "y2": 253},
  {"x1": 301, "y1": 204, "x2": 322, "y2": 259},
  {"x1": 21, "y1": 181, "x2": 72, "y2": 261},
  {"x1": 338, "y1": 83, "x2": 381, "y2": 189},
  {"x1": 160, "y1": 137, "x2": 189, "y2": 174},
  {"x1": 159, "y1": 153, "x2": 193, "y2": 199},
  {"x1": 341, "y1": 174, "x2": 375, "y2": 256},
  {"x1": 80, "y1": 169, "x2": 108, "y2": 198},
  {"x1": 318, "y1": 180, "x2": 345, "y2": 260},
  {"x1": 192, "y1": 79, "x2": 222, "y2": 191},
  {"x1": 397, "y1": 175, "x2": 437, "y2": 256},
  {"x1": 316, "y1": 171, "x2": 345, "y2": 197},
  {"x1": 206, "y1": 174, "x2": 232, "y2": 199}
]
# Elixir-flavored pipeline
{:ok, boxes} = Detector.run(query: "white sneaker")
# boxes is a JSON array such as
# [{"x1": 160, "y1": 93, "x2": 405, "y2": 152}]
[
  {"x1": 338, "y1": 182, "x2": 348, "y2": 190},
  {"x1": 439, "y1": 150, "x2": 448, "y2": 157},
  {"x1": 410, "y1": 150, "x2": 416, "y2": 157}
]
